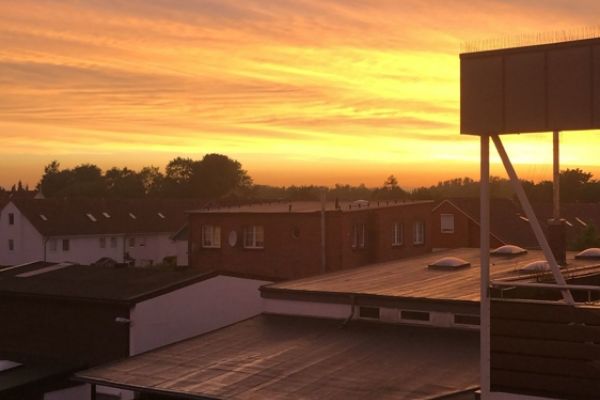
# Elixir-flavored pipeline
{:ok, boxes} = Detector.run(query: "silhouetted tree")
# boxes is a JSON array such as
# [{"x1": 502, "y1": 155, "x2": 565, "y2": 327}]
[
  {"x1": 105, "y1": 167, "x2": 145, "y2": 198},
  {"x1": 191, "y1": 154, "x2": 252, "y2": 199},
  {"x1": 571, "y1": 225, "x2": 600, "y2": 251}
]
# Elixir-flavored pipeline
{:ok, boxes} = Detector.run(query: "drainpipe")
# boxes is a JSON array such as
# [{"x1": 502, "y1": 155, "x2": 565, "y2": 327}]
[{"x1": 43, "y1": 237, "x2": 47, "y2": 262}]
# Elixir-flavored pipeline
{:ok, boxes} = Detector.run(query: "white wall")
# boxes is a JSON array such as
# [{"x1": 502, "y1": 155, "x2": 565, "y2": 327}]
[
  {"x1": 263, "y1": 298, "x2": 352, "y2": 319},
  {"x1": 46, "y1": 234, "x2": 126, "y2": 265},
  {"x1": 127, "y1": 233, "x2": 177, "y2": 266},
  {"x1": 129, "y1": 275, "x2": 270, "y2": 355},
  {"x1": 174, "y1": 239, "x2": 188, "y2": 266},
  {"x1": 0, "y1": 202, "x2": 45, "y2": 265}
]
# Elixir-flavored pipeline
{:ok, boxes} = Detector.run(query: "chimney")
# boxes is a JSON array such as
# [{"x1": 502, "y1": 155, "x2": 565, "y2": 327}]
[{"x1": 547, "y1": 219, "x2": 566, "y2": 266}]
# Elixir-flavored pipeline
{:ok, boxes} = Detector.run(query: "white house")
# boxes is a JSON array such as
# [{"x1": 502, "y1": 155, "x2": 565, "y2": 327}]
[{"x1": 0, "y1": 198, "x2": 199, "y2": 267}]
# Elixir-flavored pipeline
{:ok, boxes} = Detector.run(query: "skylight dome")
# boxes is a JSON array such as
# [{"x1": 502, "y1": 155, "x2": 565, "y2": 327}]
[
  {"x1": 520, "y1": 260, "x2": 550, "y2": 273},
  {"x1": 491, "y1": 245, "x2": 527, "y2": 256},
  {"x1": 575, "y1": 248, "x2": 600, "y2": 260},
  {"x1": 428, "y1": 257, "x2": 471, "y2": 270}
]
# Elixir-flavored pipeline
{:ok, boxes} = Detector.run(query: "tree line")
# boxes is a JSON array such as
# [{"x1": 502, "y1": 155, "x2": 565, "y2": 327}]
[{"x1": 3, "y1": 154, "x2": 599, "y2": 204}]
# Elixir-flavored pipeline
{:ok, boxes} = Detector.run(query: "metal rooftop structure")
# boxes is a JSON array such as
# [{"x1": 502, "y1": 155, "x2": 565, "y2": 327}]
[{"x1": 460, "y1": 31, "x2": 600, "y2": 398}]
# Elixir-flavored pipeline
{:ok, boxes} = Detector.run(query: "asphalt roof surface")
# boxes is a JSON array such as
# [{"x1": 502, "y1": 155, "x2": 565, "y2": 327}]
[
  {"x1": 77, "y1": 314, "x2": 479, "y2": 400},
  {"x1": 0, "y1": 262, "x2": 217, "y2": 304},
  {"x1": 263, "y1": 248, "x2": 598, "y2": 303}
]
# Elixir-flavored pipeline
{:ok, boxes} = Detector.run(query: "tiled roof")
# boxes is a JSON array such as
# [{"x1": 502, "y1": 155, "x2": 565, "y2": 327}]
[
  {"x1": 188, "y1": 200, "x2": 433, "y2": 214},
  {"x1": 11, "y1": 198, "x2": 204, "y2": 236},
  {"x1": 437, "y1": 198, "x2": 538, "y2": 248}
]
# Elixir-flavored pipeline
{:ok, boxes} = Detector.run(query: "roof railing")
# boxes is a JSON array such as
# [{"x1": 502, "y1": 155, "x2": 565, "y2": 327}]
[{"x1": 491, "y1": 280, "x2": 600, "y2": 304}]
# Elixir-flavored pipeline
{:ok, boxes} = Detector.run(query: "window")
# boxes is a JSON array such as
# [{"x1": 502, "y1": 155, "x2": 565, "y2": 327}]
[
  {"x1": 110, "y1": 237, "x2": 117, "y2": 248},
  {"x1": 139, "y1": 237, "x2": 146, "y2": 247},
  {"x1": 440, "y1": 213, "x2": 455, "y2": 233},
  {"x1": 8, "y1": 213, "x2": 14, "y2": 225},
  {"x1": 48, "y1": 239, "x2": 57, "y2": 252},
  {"x1": 243, "y1": 225, "x2": 264, "y2": 249},
  {"x1": 392, "y1": 223, "x2": 403, "y2": 246},
  {"x1": 128, "y1": 237, "x2": 135, "y2": 247},
  {"x1": 62, "y1": 239, "x2": 70, "y2": 252},
  {"x1": 359, "y1": 306, "x2": 380, "y2": 319},
  {"x1": 401, "y1": 310, "x2": 430, "y2": 321},
  {"x1": 8, "y1": 239, "x2": 14, "y2": 251},
  {"x1": 413, "y1": 221, "x2": 425, "y2": 245},
  {"x1": 99, "y1": 237, "x2": 106, "y2": 249},
  {"x1": 352, "y1": 223, "x2": 366, "y2": 248},
  {"x1": 201, "y1": 225, "x2": 221, "y2": 248}
]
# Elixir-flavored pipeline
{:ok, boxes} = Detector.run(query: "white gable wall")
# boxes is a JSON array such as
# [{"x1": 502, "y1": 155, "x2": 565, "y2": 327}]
[
  {"x1": 129, "y1": 275, "x2": 271, "y2": 355},
  {"x1": 0, "y1": 202, "x2": 44, "y2": 265}
]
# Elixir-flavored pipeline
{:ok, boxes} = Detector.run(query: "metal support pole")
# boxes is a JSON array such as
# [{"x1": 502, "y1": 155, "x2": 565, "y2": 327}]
[
  {"x1": 320, "y1": 190, "x2": 327, "y2": 273},
  {"x1": 553, "y1": 131, "x2": 560, "y2": 221},
  {"x1": 491, "y1": 135, "x2": 574, "y2": 304},
  {"x1": 480, "y1": 134, "x2": 491, "y2": 398}
]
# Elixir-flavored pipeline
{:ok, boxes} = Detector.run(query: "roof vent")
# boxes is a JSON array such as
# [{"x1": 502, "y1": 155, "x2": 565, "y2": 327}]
[
  {"x1": 491, "y1": 245, "x2": 527, "y2": 256},
  {"x1": 157, "y1": 212, "x2": 166, "y2": 219},
  {"x1": 520, "y1": 260, "x2": 550, "y2": 273},
  {"x1": 102, "y1": 212, "x2": 111, "y2": 218},
  {"x1": 575, "y1": 247, "x2": 600, "y2": 260},
  {"x1": 129, "y1": 212, "x2": 137, "y2": 219},
  {"x1": 428, "y1": 257, "x2": 471, "y2": 270},
  {"x1": 39, "y1": 214, "x2": 48, "y2": 221},
  {"x1": 86, "y1": 213, "x2": 97, "y2": 222}
]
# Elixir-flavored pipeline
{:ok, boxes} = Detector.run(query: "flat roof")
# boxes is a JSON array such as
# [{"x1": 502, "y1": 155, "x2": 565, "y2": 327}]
[
  {"x1": 0, "y1": 263, "x2": 231, "y2": 304},
  {"x1": 77, "y1": 314, "x2": 479, "y2": 400},
  {"x1": 187, "y1": 200, "x2": 432, "y2": 214},
  {"x1": 262, "y1": 248, "x2": 598, "y2": 304}
]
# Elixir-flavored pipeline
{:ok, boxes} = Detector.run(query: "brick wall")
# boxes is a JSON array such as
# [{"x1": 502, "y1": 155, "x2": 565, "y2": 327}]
[{"x1": 189, "y1": 202, "x2": 434, "y2": 280}]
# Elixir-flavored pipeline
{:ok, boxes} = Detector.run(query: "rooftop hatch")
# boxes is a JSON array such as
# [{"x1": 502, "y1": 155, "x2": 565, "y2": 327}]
[
  {"x1": 575, "y1": 248, "x2": 600, "y2": 260},
  {"x1": 491, "y1": 245, "x2": 527, "y2": 256},
  {"x1": 428, "y1": 257, "x2": 471, "y2": 270}
]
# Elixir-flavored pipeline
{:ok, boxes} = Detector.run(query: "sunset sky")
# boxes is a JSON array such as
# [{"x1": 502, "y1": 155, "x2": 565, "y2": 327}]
[{"x1": 2, "y1": 1, "x2": 600, "y2": 189}]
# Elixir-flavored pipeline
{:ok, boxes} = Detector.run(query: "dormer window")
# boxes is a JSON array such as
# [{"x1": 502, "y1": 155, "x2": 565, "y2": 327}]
[
  {"x1": 39, "y1": 214, "x2": 48, "y2": 221},
  {"x1": 440, "y1": 214, "x2": 455, "y2": 233},
  {"x1": 129, "y1": 212, "x2": 137, "y2": 220},
  {"x1": 102, "y1": 212, "x2": 111, "y2": 218},
  {"x1": 86, "y1": 213, "x2": 97, "y2": 222},
  {"x1": 157, "y1": 212, "x2": 166, "y2": 219}
]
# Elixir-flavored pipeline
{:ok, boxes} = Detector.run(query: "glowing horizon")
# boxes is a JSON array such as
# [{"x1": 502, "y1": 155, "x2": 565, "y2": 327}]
[{"x1": 2, "y1": 1, "x2": 600, "y2": 189}]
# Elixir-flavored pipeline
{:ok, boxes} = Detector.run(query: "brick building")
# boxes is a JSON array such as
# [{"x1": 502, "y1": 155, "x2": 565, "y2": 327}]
[
  {"x1": 431, "y1": 198, "x2": 536, "y2": 250},
  {"x1": 188, "y1": 200, "x2": 433, "y2": 280}
]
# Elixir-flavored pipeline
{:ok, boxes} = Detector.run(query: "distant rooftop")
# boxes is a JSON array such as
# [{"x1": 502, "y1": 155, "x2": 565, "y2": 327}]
[
  {"x1": 0, "y1": 262, "x2": 223, "y2": 304},
  {"x1": 9, "y1": 198, "x2": 204, "y2": 236},
  {"x1": 263, "y1": 248, "x2": 598, "y2": 304},
  {"x1": 188, "y1": 199, "x2": 433, "y2": 214}
]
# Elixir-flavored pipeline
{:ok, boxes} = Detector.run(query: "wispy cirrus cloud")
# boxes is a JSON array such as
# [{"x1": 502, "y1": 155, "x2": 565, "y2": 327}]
[{"x1": 0, "y1": 0, "x2": 599, "y2": 188}]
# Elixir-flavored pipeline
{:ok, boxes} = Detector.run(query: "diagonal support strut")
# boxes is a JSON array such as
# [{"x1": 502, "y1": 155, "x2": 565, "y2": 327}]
[{"x1": 491, "y1": 134, "x2": 574, "y2": 305}]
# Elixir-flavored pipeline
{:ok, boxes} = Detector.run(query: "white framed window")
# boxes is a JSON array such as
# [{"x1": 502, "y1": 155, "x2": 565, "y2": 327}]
[
  {"x1": 99, "y1": 237, "x2": 106, "y2": 249},
  {"x1": 352, "y1": 223, "x2": 366, "y2": 248},
  {"x1": 110, "y1": 237, "x2": 117, "y2": 248},
  {"x1": 243, "y1": 225, "x2": 264, "y2": 249},
  {"x1": 8, "y1": 213, "x2": 14, "y2": 225},
  {"x1": 201, "y1": 225, "x2": 221, "y2": 248},
  {"x1": 413, "y1": 221, "x2": 425, "y2": 245},
  {"x1": 440, "y1": 213, "x2": 455, "y2": 233},
  {"x1": 62, "y1": 239, "x2": 70, "y2": 252},
  {"x1": 392, "y1": 222, "x2": 403, "y2": 246},
  {"x1": 8, "y1": 239, "x2": 14, "y2": 251},
  {"x1": 48, "y1": 239, "x2": 57, "y2": 252}
]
